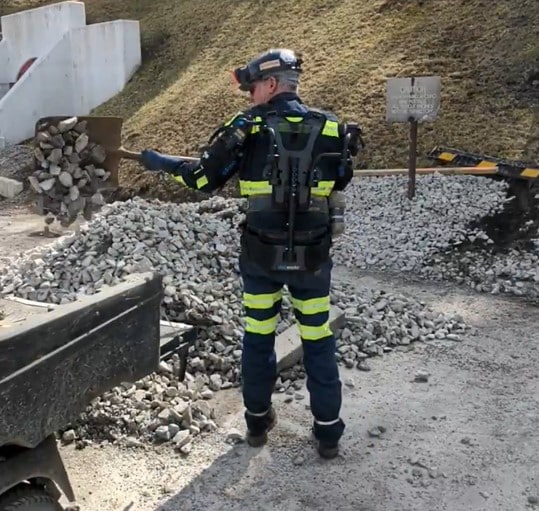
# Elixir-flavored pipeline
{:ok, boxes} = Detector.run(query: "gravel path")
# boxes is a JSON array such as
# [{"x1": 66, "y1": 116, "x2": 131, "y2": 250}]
[{"x1": 60, "y1": 269, "x2": 539, "y2": 511}]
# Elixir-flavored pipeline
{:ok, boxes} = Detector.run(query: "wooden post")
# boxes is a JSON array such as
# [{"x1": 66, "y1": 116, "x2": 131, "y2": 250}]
[{"x1": 408, "y1": 118, "x2": 418, "y2": 199}]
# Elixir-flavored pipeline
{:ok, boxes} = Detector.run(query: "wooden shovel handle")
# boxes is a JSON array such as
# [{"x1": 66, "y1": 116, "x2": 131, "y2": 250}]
[{"x1": 115, "y1": 147, "x2": 142, "y2": 161}]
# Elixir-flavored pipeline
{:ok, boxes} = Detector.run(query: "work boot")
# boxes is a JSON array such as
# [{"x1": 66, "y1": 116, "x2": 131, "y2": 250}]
[
  {"x1": 315, "y1": 439, "x2": 339, "y2": 459},
  {"x1": 311, "y1": 419, "x2": 344, "y2": 459},
  {"x1": 245, "y1": 407, "x2": 277, "y2": 447}
]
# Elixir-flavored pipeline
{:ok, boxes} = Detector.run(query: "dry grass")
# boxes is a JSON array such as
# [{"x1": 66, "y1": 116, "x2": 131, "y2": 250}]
[{"x1": 2, "y1": 0, "x2": 538, "y2": 200}]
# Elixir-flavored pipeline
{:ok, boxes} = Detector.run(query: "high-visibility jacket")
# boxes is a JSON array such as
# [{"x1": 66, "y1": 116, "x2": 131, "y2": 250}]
[{"x1": 170, "y1": 91, "x2": 355, "y2": 270}]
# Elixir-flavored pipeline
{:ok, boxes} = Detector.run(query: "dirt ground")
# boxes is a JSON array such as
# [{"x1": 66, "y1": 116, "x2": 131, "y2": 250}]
[
  {"x1": 0, "y1": 205, "x2": 82, "y2": 267},
  {"x1": 57, "y1": 267, "x2": 539, "y2": 511}
]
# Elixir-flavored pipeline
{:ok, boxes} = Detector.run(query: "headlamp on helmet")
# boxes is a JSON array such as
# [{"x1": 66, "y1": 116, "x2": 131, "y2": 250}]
[{"x1": 232, "y1": 48, "x2": 303, "y2": 91}]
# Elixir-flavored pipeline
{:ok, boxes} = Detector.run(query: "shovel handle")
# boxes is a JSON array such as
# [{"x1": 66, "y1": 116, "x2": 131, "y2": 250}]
[
  {"x1": 116, "y1": 147, "x2": 142, "y2": 161},
  {"x1": 115, "y1": 147, "x2": 200, "y2": 163}
]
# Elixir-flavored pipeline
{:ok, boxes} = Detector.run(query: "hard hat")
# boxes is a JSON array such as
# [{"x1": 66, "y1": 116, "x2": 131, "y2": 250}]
[{"x1": 232, "y1": 48, "x2": 303, "y2": 91}]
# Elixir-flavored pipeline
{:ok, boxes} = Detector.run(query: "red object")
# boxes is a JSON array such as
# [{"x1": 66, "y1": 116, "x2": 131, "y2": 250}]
[{"x1": 14, "y1": 57, "x2": 37, "y2": 84}]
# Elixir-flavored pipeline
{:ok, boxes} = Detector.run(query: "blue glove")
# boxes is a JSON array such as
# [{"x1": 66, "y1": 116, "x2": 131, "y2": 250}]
[{"x1": 140, "y1": 150, "x2": 184, "y2": 173}]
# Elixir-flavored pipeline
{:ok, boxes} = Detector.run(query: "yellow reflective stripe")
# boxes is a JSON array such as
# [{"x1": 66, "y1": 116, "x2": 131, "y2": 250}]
[
  {"x1": 311, "y1": 180, "x2": 335, "y2": 196},
  {"x1": 245, "y1": 314, "x2": 279, "y2": 335},
  {"x1": 322, "y1": 120, "x2": 339, "y2": 137},
  {"x1": 291, "y1": 296, "x2": 329, "y2": 315},
  {"x1": 224, "y1": 112, "x2": 242, "y2": 127},
  {"x1": 522, "y1": 168, "x2": 539, "y2": 178},
  {"x1": 240, "y1": 180, "x2": 334, "y2": 197},
  {"x1": 477, "y1": 160, "x2": 496, "y2": 168},
  {"x1": 286, "y1": 116, "x2": 303, "y2": 122},
  {"x1": 173, "y1": 175, "x2": 186, "y2": 186},
  {"x1": 438, "y1": 152, "x2": 456, "y2": 162},
  {"x1": 251, "y1": 116, "x2": 262, "y2": 134},
  {"x1": 298, "y1": 321, "x2": 332, "y2": 341},
  {"x1": 243, "y1": 291, "x2": 283, "y2": 309},
  {"x1": 239, "y1": 180, "x2": 272, "y2": 196},
  {"x1": 196, "y1": 175, "x2": 208, "y2": 189}
]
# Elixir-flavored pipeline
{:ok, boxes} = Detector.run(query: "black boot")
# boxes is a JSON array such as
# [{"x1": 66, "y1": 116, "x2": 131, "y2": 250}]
[
  {"x1": 312, "y1": 418, "x2": 344, "y2": 459},
  {"x1": 245, "y1": 407, "x2": 277, "y2": 447},
  {"x1": 316, "y1": 439, "x2": 339, "y2": 459}
]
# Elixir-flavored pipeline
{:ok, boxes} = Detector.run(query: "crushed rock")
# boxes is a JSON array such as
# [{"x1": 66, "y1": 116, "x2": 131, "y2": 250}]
[{"x1": 1, "y1": 174, "x2": 537, "y2": 446}]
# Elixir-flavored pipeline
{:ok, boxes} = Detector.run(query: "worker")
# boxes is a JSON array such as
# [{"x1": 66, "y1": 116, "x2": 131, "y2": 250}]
[{"x1": 139, "y1": 48, "x2": 363, "y2": 459}]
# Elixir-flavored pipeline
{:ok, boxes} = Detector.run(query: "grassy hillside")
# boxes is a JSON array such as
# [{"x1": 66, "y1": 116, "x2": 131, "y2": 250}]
[{"x1": 2, "y1": 0, "x2": 538, "y2": 200}]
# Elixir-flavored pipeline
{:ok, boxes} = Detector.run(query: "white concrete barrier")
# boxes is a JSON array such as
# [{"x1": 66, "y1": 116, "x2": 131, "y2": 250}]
[
  {"x1": 0, "y1": 2, "x2": 141, "y2": 145},
  {"x1": 0, "y1": 33, "x2": 74, "y2": 145},
  {"x1": 0, "y1": 2, "x2": 85, "y2": 82},
  {"x1": 69, "y1": 21, "x2": 141, "y2": 114},
  {"x1": 0, "y1": 39, "x2": 13, "y2": 83}
]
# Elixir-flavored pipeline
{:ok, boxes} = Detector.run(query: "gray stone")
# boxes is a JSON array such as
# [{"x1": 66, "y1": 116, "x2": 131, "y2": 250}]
[
  {"x1": 58, "y1": 117, "x2": 78, "y2": 133},
  {"x1": 48, "y1": 148, "x2": 63, "y2": 164},
  {"x1": 164, "y1": 285, "x2": 176, "y2": 297},
  {"x1": 226, "y1": 428, "x2": 244, "y2": 444},
  {"x1": 168, "y1": 423, "x2": 180, "y2": 437},
  {"x1": 37, "y1": 131, "x2": 52, "y2": 143},
  {"x1": 75, "y1": 133, "x2": 89, "y2": 153},
  {"x1": 209, "y1": 374, "x2": 222, "y2": 391},
  {"x1": 0, "y1": 177, "x2": 23, "y2": 198},
  {"x1": 91, "y1": 145, "x2": 107, "y2": 164},
  {"x1": 28, "y1": 176, "x2": 42, "y2": 193},
  {"x1": 292, "y1": 455, "x2": 305, "y2": 466},
  {"x1": 367, "y1": 426, "x2": 386, "y2": 438},
  {"x1": 49, "y1": 164, "x2": 62, "y2": 176},
  {"x1": 154, "y1": 425, "x2": 171, "y2": 442},
  {"x1": 172, "y1": 430, "x2": 191, "y2": 448},
  {"x1": 414, "y1": 370, "x2": 430, "y2": 383},
  {"x1": 179, "y1": 441, "x2": 193, "y2": 455},
  {"x1": 69, "y1": 185, "x2": 80, "y2": 201},
  {"x1": 124, "y1": 436, "x2": 143, "y2": 448},
  {"x1": 62, "y1": 429, "x2": 76, "y2": 444},
  {"x1": 158, "y1": 408, "x2": 173, "y2": 422},
  {"x1": 39, "y1": 178, "x2": 56, "y2": 191},
  {"x1": 58, "y1": 171, "x2": 73, "y2": 188},
  {"x1": 201, "y1": 389, "x2": 214, "y2": 400},
  {"x1": 74, "y1": 120, "x2": 87, "y2": 133},
  {"x1": 90, "y1": 193, "x2": 105, "y2": 206},
  {"x1": 358, "y1": 360, "x2": 371, "y2": 372}
]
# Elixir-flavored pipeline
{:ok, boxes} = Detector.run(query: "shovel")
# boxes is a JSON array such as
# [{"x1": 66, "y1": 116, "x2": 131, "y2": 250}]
[{"x1": 34, "y1": 115, "x2": 199, "y2": 188}]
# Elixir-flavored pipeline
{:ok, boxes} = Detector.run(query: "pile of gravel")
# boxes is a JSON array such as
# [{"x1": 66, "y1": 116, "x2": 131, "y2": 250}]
[
  {"x1": 64, "y1": 281, "x2": 468, "y2": 450},
  {"x1": 3, "y1": 174, "x2": 536, "y2": 304},
  {"x1": 2, "y1": 174, "x2": 536, "y2": 447},
  {"x1": 0, "y1": 193, "x2": 473, "y2": 448},
  {"x1": 0, "y1": 145, "x2": 33, "y2": 182},
  {"x1": 334, "y1": 174, "x2": 539, "y2": 300}
]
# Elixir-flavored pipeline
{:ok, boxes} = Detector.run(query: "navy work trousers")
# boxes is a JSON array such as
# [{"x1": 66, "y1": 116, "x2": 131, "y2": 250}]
[{"x1": 239, "y1": 256, "x2": 345, "y2": 444}]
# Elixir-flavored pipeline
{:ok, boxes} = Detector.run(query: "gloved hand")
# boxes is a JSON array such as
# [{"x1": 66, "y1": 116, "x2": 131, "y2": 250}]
[
  {"x1": 140, "y1": 149, "x2": 166, "y2": 171},
  {"x1": 140, "y1": 150, "x2": 186, "y2": 173}
]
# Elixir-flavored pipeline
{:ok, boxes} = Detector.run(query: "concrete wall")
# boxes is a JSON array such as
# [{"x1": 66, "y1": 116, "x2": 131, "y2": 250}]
[
  {"x1": 69, "y1": 21, "x2": 141, "y2": 113},
  {"x1": 0, "y1": 33, "x2": 73, "y2": 145},
  {"x1": 0, "y1": 1, "x2": 85, "y2": 81},
  {"x1": 0, "y1": 39, "x2": 13, "y2": 83},
  {"x1": 0, "y1": 20, "x2": 141, "y2": 145}
]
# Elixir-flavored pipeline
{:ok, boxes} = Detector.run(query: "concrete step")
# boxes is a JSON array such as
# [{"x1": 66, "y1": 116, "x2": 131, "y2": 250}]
[{"x1": 276, "y1": 305, "x2": 345, "y2": 373}]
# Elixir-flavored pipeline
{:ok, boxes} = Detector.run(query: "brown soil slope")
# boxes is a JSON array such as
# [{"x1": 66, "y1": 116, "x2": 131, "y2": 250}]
[{"x1": 2, "y1": 0, "x2": 538, "y2": 201}]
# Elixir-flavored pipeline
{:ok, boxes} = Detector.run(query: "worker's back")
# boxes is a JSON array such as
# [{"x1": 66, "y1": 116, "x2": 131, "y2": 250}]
[{"x1": 238, "y1": 91, "x2": 347, "y2": 272}]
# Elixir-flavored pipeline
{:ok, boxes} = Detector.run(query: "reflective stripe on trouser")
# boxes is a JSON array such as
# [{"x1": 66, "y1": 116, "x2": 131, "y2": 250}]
[
  {"x1": 240, "y1": 256, "x2": 344, "y2": 444},
  {"x1": 240, "y1": 268, "x2": 282, "y2": 426}
]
